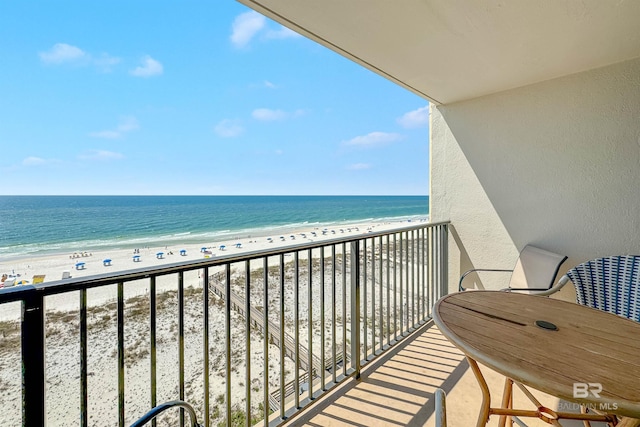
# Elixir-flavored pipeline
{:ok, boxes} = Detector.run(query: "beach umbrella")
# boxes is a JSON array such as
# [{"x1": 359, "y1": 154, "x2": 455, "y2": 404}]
[
  {"x1": 235, "y1": 243, "x2": 242, "y2": 248},
  {"x1": 219, "y1": 245, "x2": 226, "y2": 250},
  {"x1": 16, "y1": 280, "x2": 29, "y2": 285},
  {"x1": 103, "y1": 259, "x2": 112, "y2": 266},
  {"x1": 180, "y1": 249, "x2": 187, "y2": 256},
  {"x1": 133, "y1": 255, "x2": 141, "y2": 262},
  {"x1": 75, "y1": 262, "x2": 86, "y2": 270},
  {"x1": 201, "y1": 247, "x2": 207, "y2": 253},
  {"x1": 267, "y1": 237, "x2": 273, "y2": 242},
  {"x1": 156, "y1": 252, "x2": 164, "y2": 259}
]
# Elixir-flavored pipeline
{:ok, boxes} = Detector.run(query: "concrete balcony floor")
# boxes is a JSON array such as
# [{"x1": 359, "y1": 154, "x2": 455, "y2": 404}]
[{"x1": 287, "y1": 323, "x2": 603, "y2": 427}]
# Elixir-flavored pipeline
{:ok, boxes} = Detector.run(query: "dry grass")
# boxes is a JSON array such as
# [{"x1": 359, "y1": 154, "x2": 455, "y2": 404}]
[{"x1": 0, "y1": 320, "x2": 20, "y2": 356}]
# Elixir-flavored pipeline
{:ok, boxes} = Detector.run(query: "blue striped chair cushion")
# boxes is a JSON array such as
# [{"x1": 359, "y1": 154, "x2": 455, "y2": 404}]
[{"x1": 565, "y1": 255, "x2": 640, "y2": 322}]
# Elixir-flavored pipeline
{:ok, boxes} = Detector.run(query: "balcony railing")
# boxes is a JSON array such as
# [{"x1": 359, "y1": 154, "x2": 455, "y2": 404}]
[{"x1": 0, "y1": 221, "x2": 449, "y2": 427}]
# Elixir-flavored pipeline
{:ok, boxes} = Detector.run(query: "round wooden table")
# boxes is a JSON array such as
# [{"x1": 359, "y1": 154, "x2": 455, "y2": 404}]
[{"x1": 433, "y1": 291, "x2": 640, "y2": 426}]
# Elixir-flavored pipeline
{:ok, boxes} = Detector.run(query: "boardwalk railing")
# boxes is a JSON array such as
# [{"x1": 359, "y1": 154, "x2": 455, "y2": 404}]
[{"x1": 0, "y1": 221, "x2": 449, "y2": 427}]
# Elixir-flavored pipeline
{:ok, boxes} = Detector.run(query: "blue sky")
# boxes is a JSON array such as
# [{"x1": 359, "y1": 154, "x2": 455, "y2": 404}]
[{"x1": 0, "y1": 1, "x2": 430, "y2": 196}]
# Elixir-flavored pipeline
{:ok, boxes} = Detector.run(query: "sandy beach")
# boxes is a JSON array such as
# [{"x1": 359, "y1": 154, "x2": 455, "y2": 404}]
[
  {"x1": 0, "y1": 218, "x2": 420, "y2": 290},
  {"x1": 0, "y1": 217, "x2": 426, "y2": 427}
]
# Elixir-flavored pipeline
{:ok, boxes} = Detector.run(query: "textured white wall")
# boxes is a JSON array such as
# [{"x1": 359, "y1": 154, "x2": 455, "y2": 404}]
[{"x1": 430, "y1": 57, "x2": 640, "y2": 295}]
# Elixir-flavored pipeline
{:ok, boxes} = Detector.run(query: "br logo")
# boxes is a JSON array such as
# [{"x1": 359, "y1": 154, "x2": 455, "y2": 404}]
[{"x1": 573, "y1": 383, "x2": 602, "y2": 398}]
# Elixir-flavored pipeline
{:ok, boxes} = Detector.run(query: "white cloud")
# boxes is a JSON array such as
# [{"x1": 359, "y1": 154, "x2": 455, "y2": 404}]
[
  {"x1": 78, "y1": 150, "x2": 124, "y2": 161},
  {"x1": 264, "y1": 80, "x2": 276, "y2": 89},
  {"x1": 22, "y1": 157, "x2": 46, "y2": 166},
  {"x1": 231, "y1": 11, "x2": 266, "y2": 48},
  {"x1": 130, "y1": 55, "x2": 163, "y2": 77},
  {"x1": 39, "y1": 43, "x2": 87, "y2": 64},
  {"x1": 344, "y1": 132, "x2": 403, "y2": 147},
  {"x1": 252, "y1": 108, "x2": 288, "y2": 121},
  {"x1": 214, "y1": 119, "x2": 244, "y2": 138},
  {"x1": 39, "y1": 43, "x2": 123, "y2": 72},
  {"x1": 397, "y1": 105, "x2": 429, "y2": 129},
  {"x1": 89, "y1": 116, "x2": 139, "y2": 139},
  {"x1": 265, "y1": 26, "x2": 301, "y2": 40},
  {"x1": 347, "y1": 163, "x2": 372, "y2": 170}
]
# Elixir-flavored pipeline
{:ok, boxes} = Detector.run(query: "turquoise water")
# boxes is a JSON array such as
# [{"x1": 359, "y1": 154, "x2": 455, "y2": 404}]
[{"x1": 0, "y1": 196, "x2": 428, "y2": 259}]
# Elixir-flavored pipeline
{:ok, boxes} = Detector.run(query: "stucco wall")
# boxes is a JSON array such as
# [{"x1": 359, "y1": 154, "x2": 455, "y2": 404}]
[{"x1": 430, "y1": 57, "x2": 640, "y2": 296}]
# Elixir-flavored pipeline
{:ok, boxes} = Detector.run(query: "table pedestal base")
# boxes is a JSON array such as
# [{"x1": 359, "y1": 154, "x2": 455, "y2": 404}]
[{"x1": 467, "y1": 357, "x2": 618, "y2": 427}]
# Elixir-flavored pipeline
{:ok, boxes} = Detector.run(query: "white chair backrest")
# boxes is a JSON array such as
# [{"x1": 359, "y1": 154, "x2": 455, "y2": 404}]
[{"x1": 509, "y1": 245, "x2": 567, "y2": 290}]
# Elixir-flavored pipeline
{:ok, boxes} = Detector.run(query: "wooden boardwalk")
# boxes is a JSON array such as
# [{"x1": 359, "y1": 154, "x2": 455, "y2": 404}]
[{"x1": 207, "y1": 273, "x2": 340, "y2": 411}]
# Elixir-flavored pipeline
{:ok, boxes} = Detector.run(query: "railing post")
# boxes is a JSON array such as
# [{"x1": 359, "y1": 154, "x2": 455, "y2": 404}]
[
  {"x1": 22, "y1": 291, "x2": 46, "y2": 427},
  {"x1": 350, "y1": 241, "x2": 361, "y2": 379},
  {"x1": 442, "y1": 224, "x2": 449, "y2": 297}
]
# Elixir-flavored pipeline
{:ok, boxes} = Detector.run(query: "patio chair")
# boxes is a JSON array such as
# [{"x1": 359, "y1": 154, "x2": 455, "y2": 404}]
[
  {"x1": 129, "y1": 400, "x2": 202, "y2": 427},
  {"x1": 561, "y1": 255, "x2": 640, "y2": 322},
  {"x1": 459, "y1": 245, "x2": 567, "y2": 293},
  {"x1": 517, "y1": 255, "x2": 640, "y2": 427}
]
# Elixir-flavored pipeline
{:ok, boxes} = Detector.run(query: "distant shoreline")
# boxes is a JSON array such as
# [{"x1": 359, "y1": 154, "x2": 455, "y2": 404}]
[
  {"x1": 0, "y1": 217, "x2": 428, "y2": 293},
  {"x1": 0, "y1": 214, "x2": 427, "y2": 262},
  {"x1": 0, "y1": 195, "x2": 429, "y2": 260}
]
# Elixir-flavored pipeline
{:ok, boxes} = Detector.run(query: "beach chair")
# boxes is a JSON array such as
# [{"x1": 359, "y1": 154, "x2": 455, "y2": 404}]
[{"x1": 459, "y1": 245, "x2": 567, "y2": 293}]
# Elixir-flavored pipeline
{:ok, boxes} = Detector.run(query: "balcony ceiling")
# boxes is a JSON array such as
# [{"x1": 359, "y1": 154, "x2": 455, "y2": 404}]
[{"x1": 237, "y1": 0, "x2": 640, "y2": 105}]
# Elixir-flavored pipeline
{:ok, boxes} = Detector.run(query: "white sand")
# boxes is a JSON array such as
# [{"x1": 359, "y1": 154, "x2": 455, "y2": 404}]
[
  {"x1": 0, "y1": 218, "x2": 426, "y2": 427},
  {"x1": 0, "y1": 218, "x2": 424, "y2": 316}
]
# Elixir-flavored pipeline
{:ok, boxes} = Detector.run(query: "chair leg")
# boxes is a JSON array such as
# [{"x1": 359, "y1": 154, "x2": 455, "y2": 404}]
[
  {"x1": 467, "y1": 357, "x2": 492, "y2": 427},
  {"x1": 499, "y1": 378, "x2": 513, "y2": 427}
]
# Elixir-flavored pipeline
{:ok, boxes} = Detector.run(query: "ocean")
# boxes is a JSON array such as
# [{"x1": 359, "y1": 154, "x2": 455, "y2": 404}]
[{"x1": 0, "y1": 196, "x2": 428, "y2": 259}]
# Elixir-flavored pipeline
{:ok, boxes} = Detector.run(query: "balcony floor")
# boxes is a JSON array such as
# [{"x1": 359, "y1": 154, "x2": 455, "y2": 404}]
[{"x1": 288, "y1": 322, "x2": 603, "y2": 427}]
